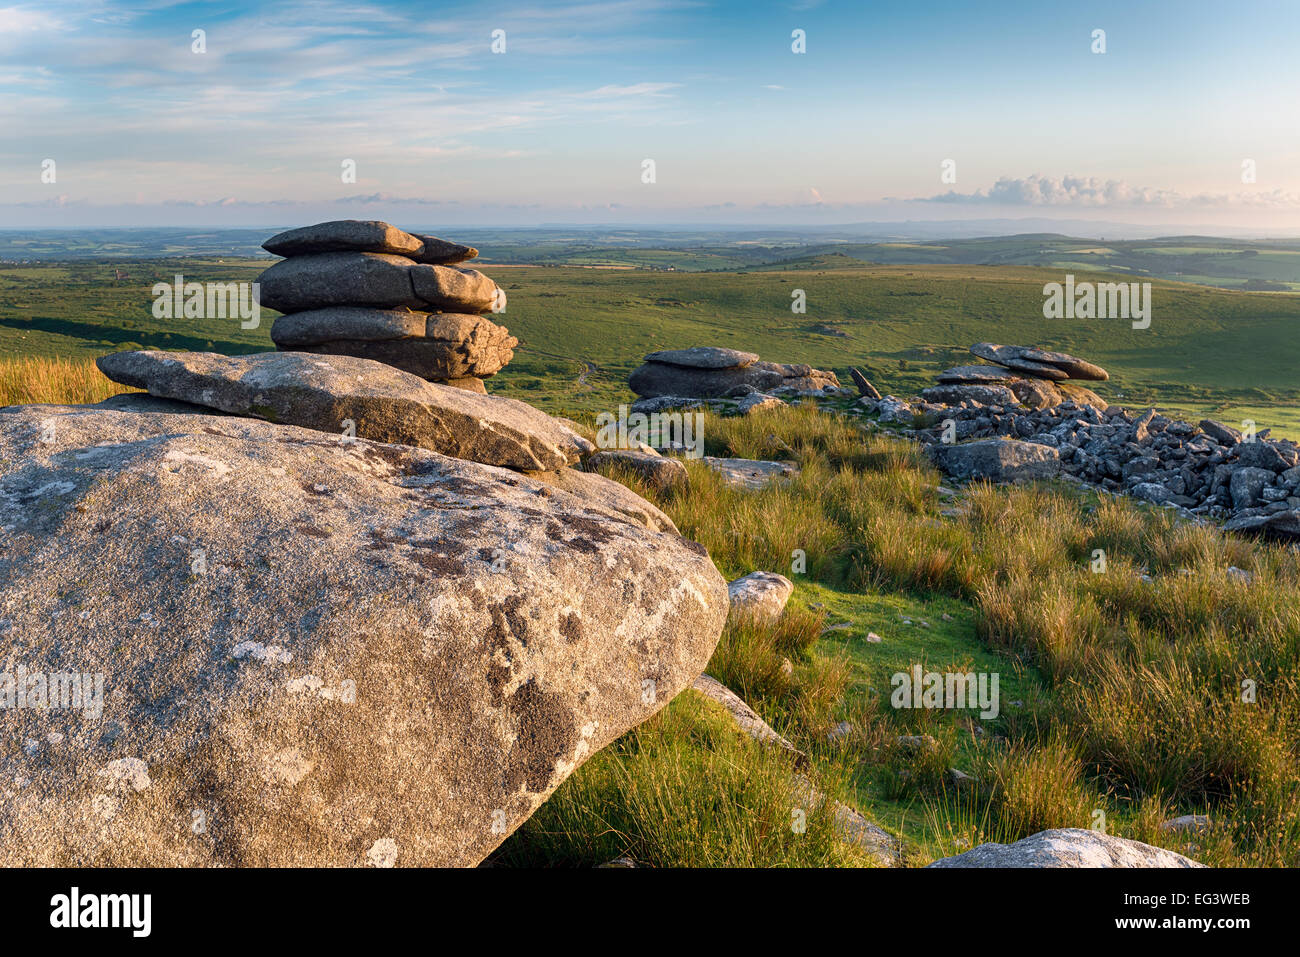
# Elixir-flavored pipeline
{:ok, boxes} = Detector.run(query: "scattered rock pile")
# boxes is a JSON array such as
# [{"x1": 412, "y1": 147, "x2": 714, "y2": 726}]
[
  {"x1": 916, "y1": 399, "x2": 1300, "y2": 536},
  {"x1": 856, "y1": 343, "x2": 1300, "y2": 539},
  {"x1": 628, "y1": 346, "x2": 842, "y2": 404},
  {"x1": 259, "y1": 220, "x2": 515, "y2": 393}
]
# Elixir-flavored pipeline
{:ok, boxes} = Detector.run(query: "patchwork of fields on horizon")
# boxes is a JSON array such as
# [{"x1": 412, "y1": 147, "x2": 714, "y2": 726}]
[{"x1": 2, "y1": 253, "x2": 1299, "y2": 437}]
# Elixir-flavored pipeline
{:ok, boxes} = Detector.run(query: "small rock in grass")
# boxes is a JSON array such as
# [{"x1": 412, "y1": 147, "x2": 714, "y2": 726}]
[
  {"x1": 1160, "y1": 814, "x2": 1212, "y2": 835},
  {"x1": 827, "y1": 721, "x2": 854, "y2": 742},
  {"x1": 727, "y1": 571, "x2": 794, "y2": 625}
]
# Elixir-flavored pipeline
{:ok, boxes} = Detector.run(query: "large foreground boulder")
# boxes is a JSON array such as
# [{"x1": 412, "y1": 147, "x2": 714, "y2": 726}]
[
  {"x1": 95, "y1": 350, "x2": 587, "y2": 473},
  {"x1": 928, "y1": 438, "x2": 1061, "y2": 483},
  {"x1": 927, "y1": 828, "x2": 1203, "y2": 868},
  {"x1": 0, "y1": 405, "x2": 728, "y2": 866},
  {"x1": 529, "y1": 467, "x2": 681, "y2": 535}
]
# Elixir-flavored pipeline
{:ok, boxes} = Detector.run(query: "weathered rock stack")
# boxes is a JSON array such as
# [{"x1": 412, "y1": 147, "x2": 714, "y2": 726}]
[
  {"x1": 923, "y1": 342, "x2": 1109, "y2": 412},
  {"x1": 628, "y1": 347, "x2": 840, "y2": 400},
  {"x1": 259, "y1": 220, "x2": 515, "y2": 393}
]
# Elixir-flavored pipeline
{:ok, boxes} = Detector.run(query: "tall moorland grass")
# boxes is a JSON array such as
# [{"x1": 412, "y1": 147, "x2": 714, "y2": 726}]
[
  {"x1": 0, "y1": 355, "x2": 128, "y2": 406},
  {"x1": 491, "y1": 681, "x2": 877, "y2": 867},
  {"x1": 644, "y1": 402, "x2": 1300, "y2": 865}
]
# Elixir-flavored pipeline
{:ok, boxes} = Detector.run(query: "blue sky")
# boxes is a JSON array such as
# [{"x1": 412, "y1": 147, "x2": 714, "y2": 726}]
[{"x1": 1, "y1": 0, "x2": 1298, "y2": 230}]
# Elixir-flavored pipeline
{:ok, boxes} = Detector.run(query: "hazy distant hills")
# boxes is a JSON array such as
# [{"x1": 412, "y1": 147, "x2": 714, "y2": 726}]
[{"x1": 3, "y1": 227, "x2": 1300, "y2": 291}]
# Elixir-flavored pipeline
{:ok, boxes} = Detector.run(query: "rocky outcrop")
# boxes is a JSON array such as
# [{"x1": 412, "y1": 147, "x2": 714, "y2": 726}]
[
  {"x1": 912, "y1": 397, "x2": 1300, "y2": 537},
  {"x1": 408, "y1": 231, "x2": 479, "y2": 265},
  {"x1": 1008, "y1": 377, "x2": 1063, "y2": 410},
  {"x1": 936, "y1": 364, "x2": 1019, "y2": 385},
  {"x1": 927, "y1": 828, "x2": 1203, "y2": 868},
  {"x1": 584, "y1": 448, "x2": 689, "y2": 493},
  {"x1": 628, "y1": 348, "x2": 839, "y2": 399},
  {"x1": 875, "y1": 395, "x2": 920, "y2": 425},
  {"x1": 928, "y1": 344, "x2": 1109, "y2": 413},
  {"x1": 259, "y1": 221, "x2": 505, "y2": 390},
  {"x1": 95, "y1": 350, "x2": 590, "y2": 473},
  {"x1": 849, "y1": 367, "x2": 882, "y2": 400},
  {"x1": 703, "y1": 457, "x2": 799, "y2": 490},
  {"x1": 970, "y1": 344, "x2": 1108, "y2": 381},
  {"x1": 921, "y1": 384, "x2": 1019, "y2": 407},
  {"x1": 529, "y1": 467, "x2": 680, "y2": 535},
  {"x1": 927, "y1": 438, "x2": 1061, "y2": 483},
  {"x1": 644, "y1": 347, "x2": 759, "y2": 369},
  {"x1": 0, "y1": 404, "x2": 728, "y2": 867},
  {"x1": 736, "y1": 393, "x2": 786, "y2": 415}
]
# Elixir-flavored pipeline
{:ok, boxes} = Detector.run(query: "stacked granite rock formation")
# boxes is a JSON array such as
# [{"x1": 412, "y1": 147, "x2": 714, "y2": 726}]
[
  {"x1": 0, "y1": 222, "x2": 740, "y2": 868},
  {"x1": 921, "y1": 342, "x2": 1109, "y2": 412},
  {"x1": 628, "y1": 346, "x2": 841, "y2": 401},
  {"x1": 258, "y1": 220, "x2": 515, "y2": 393}
]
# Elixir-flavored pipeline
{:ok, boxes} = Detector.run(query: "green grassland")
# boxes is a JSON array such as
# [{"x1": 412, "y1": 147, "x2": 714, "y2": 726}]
[
  {"x1": 4, "y1": 255, "x2": 1300, "y2": 435},
  {"x1": 497, "y1": 404, "x2": 1300, "y2": 867},
  {"x1": 4, "y1": 248, "x2": 1299, "y2": 867},
  {"x1": 793, "y1": 235, "x2": 1300, "y2": 292}
]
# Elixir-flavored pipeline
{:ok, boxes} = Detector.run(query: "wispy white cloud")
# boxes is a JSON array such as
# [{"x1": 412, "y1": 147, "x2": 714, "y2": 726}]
[
  {"x1": 0, "y1": 4, "x2": 61, "y2": 33},
  {"x1": 576, "y1": 82, "x2": 680, "y2": 98}
]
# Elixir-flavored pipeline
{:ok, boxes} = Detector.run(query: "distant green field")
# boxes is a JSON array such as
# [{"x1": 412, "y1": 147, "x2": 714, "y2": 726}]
[{"x1": 3, "y1": 257, "x2": 1299, "y2": 436}]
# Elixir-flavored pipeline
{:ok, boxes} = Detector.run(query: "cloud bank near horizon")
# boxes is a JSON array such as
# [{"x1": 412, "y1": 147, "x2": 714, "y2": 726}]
[{"x1": 913, "y1": 175, "x2": 1300, "y2": 210}]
